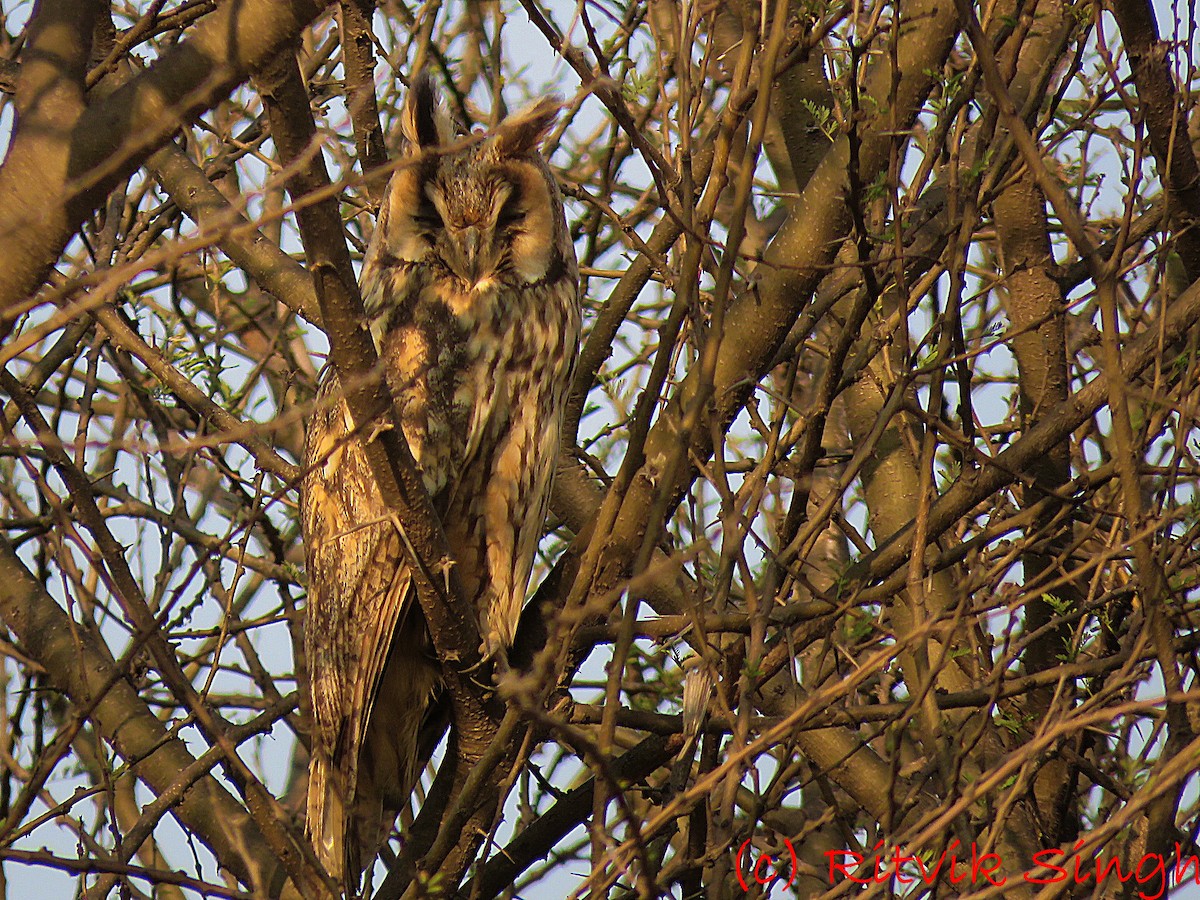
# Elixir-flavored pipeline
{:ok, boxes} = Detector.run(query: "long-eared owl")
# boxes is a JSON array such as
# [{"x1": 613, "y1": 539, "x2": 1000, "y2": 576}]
[{"x1": 300, "y1": 72, "x2": 581, "y2": 887}]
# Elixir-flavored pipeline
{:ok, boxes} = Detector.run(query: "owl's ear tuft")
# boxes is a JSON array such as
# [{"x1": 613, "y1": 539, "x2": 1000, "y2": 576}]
[
  {"x1": 402, "y1": 71, "x2": 449, "y2": 151},
  {"x1": 492, "y1": 96, "x2": 561, "y2": 158}
]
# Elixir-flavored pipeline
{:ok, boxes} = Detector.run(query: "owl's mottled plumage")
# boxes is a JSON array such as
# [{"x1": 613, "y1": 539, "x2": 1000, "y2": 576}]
[{"x1": 301, "y1": 72, "x2": 580, "y2": 888}]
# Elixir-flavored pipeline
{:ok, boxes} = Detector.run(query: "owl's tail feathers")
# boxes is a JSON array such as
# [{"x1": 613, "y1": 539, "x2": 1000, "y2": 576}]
[{"x1": 306, "y1": 753, "x2": 347, "y2": 886}]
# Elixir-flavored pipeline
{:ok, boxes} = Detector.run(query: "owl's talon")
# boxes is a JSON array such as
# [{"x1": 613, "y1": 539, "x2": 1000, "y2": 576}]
[
  {"x1": 492, "y1": 652, "x2": 511, "y2": 683},
  {"x1": 365, "y1": 419, "x2": 393, "y2": 444},
  {"x1": 463, "y1": 632, "x2": 510, "y2": 679},
  {"x1": 468, "y1": 668, "x2": 496, "y2": 690},
  {"x1": 480, "y1": 629, "x2": 506, "y2": 661},
  {"x1": 435, "y1": 555, "x2": 456, "y2": 595}
]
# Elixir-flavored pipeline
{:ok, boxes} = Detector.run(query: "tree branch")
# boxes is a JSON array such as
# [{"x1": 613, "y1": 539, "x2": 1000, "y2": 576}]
[
  {"x1": 0, "y1": 0, "x2": 331, "y2": 328},
  {"x1": 147, "y1": 140, "x2": 321, "y2": 323},
  {"x1": 1111, "y1": 0, "x2": 1200, "y2": 282},
  {"x1": 0, "y1": 0, "x2": 101, "y2": 339},
  {"x1": 0, "y1": 537, "x2": 290, "y2": 896},
  {"x1": 850, "y1": 269, "x2": 1200, "y2": 585}
]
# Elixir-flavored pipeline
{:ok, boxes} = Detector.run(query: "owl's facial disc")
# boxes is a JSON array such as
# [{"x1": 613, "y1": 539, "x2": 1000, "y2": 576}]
[{"x1": 431, "y1": 181, "x2": 526, "y2": 289}]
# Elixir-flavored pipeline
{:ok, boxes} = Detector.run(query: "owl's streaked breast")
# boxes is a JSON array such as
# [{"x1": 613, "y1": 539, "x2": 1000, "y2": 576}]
[{"x1": 372, "y1": 270, "x2": 573, "y2": 479}]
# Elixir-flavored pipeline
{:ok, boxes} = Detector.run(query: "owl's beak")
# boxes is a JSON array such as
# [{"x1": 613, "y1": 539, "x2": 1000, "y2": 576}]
[{"x1": 451, "y1": 225, "x2": 486, "y2": 284}]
